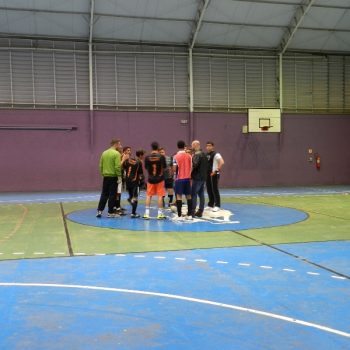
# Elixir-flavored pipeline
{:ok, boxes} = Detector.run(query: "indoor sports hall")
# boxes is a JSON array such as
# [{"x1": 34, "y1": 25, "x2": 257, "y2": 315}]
[{"x1": 0, "y1": 1, "x2": 349, "y2": 349}]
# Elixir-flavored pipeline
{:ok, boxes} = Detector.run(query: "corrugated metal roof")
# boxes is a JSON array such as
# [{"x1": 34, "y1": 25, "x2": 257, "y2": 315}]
[{"x1": 0, "y1": 0, "x2": 349, "y2": 53}]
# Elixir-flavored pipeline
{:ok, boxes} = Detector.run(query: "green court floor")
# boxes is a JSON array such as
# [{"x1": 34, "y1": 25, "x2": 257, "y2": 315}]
[{"x1": 0, "y1": 194, "x2": 349, "y2": 260}]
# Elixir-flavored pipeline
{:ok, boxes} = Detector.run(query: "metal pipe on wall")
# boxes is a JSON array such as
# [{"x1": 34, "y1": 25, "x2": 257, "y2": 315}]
[
  {"x1": 188, "y1": 48, "x2": 194, "y2": 143},
  {"x1": 88, "y1": 0, "x2": 95, "y2": 149}
]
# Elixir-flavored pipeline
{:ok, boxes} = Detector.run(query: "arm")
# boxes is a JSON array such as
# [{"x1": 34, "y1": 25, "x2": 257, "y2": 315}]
[
  {"x1": 99, "y1": 155, "x2": 103, "y2": 176},
  {"x1": 115, "y1": 151, "x2": 122, "y2": 177}
]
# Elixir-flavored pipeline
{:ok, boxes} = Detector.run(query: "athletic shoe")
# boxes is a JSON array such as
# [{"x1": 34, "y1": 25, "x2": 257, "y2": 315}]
[
  {"x1": 131, "y1": 213, "x2": 140, "y2": 219},
  {"x1": 172, "y1": 216, "x2": 184, "y2": 222},
  {"x1": 185, "y1": 215, "x2": 193, "y2": 221},
  {"x1": 205, "y1": 206, "x2": 214, "y2": 211},
  {"x1": 115, "y1": 208, "x2": 127, "y2": 216},
  {"x1": 212, "y1": 206, "x2": 220, "y2": 212},
  {"x1": 107, "y1": 213, "x2": 116, "y2": 218},
  {"x1": 143, "y1": 214, "x2": 150, "y2": 220},
  {"x1": 157, "y1": 214, "x2": 167, "y2": 220},
  {"x1": 96, "y1": 211, "x2": 102, "y2": 218},
  {"x1": 194, "y1": 210, "x2": 203, "y2": 217}
]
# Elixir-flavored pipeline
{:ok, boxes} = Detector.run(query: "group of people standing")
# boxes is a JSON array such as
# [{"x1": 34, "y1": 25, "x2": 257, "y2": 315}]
[{"x1": 96, "y1": 139, "x2": 224, "y2": 220}]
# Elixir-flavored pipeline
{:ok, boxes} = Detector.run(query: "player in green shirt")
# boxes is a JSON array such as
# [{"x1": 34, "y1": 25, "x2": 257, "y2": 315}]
[{"x1": 96, "y1": 139, "x2": 122, "y2": 218}]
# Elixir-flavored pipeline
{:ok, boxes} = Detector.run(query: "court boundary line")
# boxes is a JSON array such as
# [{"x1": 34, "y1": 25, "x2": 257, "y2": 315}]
[
  {"x1": 232, "y1": 230, "x2": 350, "y2": 280},
  {"x1": 0, "y1": 282, "x2": 349, "y2": 338},
  {"x1": 60, "y1": 202, "x2": 73, "y2": 256}
]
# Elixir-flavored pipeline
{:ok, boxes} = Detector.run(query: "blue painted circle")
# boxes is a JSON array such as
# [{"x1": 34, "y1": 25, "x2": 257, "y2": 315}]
[{"x1": 67, "y1": 203, "x2": 308, "y2": 232}]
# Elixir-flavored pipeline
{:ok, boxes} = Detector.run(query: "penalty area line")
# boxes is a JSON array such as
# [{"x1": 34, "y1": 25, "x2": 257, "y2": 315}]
[{"x1": 0, "y1": 282, "x2": 349, "y2": 339}]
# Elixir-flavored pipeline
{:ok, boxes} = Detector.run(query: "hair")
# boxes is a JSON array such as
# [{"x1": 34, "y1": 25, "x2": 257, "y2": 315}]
[
  {"x1": 151, "y1": 141, "x2": 159, "y2": 151},
  {"x1": 206, "y1": 141, "x2": 214, "y2": 146},
  {"x1": 110, "y1": 139, "x2": 121, "y2": 146},
  {"x1": 177, "y1": 140, "x2": 185, "y2": 149},
  {"x1": 123, "y1": 146, "x2": 131, "y2": 153},
  {"x1": 136, "y1": 149, "x2": 145, "y2": 158}
]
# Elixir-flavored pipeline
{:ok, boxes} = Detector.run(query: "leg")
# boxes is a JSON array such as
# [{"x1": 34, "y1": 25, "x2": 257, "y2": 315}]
[
  {"x1": 206, "y1": 175, "x2": 215, "y2": 207},
  {"x1": 108, "y1": 178, "x2": 117, "y2": 213},
  {"x1": 191, "y1": 181, "x2": 198, "y2": 215},
  {"x1": 198, "y1": 181, "x2": 205, "y2": 212},
  {"x1": 212, "y1": 174, "x2": 221, "y2": 208},
  {"x1": 97, "y1": 177, "x2": 110, "y2": 212}
]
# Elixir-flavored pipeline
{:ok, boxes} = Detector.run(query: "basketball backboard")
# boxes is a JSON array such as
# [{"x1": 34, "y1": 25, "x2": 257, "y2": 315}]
[{"x1": 248, "y1": 109, "x2": 281, "y2": 133}]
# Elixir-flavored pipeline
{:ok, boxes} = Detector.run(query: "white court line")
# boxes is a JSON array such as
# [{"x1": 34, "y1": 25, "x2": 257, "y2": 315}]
[
  {"x1": 154, "y1": 256, "x2": 166, "y2": 259},
  {"x1": 260, "y1": 265, "x2": 273, "y2": 269},
  {"x1": 238, "y1": 263, "x2": 251, "y2": 267},
  {"x1": 195, "y1": 259, "x2": 207, "y2": 263},
  {"x1": 134, "y1": 255, "x2": 146, "y2": 258},
  {"x1": 115, "y1": 254, "x2": 126, "y2": 257},
  {"x1": 283, "y1": 268, "x2": 296, "y2": 272},
  {"x1": 216, "y1": 261, "x2": 228, "y2": 264},
  {"x1": 307, "y1": 272, "x2": 320, "y2": 276},
  {"x1": 175, "y1": 258, "x2": 186, "y2": 261},
  {"x1": 54, "y1": 252, "x2": 66, "y2": 255},
  {"x1": 0, "y1": 282, "x2": 349, "y2": 339},
  {"x1": 331, "y1": 275, "x2": 347, "y2": 280}
]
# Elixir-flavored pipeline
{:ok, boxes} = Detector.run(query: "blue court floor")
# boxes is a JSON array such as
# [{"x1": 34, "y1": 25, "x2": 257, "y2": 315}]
[{"x1": 0, "y1": 242, "x2": 349, "y2": 350}]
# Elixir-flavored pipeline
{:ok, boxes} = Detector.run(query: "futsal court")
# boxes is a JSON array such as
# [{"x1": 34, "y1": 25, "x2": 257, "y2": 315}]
[{"x1": 1, "y1": 0, "x2": 350, "y2": 349}]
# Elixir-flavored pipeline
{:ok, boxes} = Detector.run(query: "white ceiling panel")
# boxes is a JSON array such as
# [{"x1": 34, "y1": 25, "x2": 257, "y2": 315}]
[
  {"x1": 94, "y1": 17, "x2": 191, "y2": 43},
  {"x1": 289, "y1": 29, "x2": 350, "y2": 52},
  {"x1": 303, "y1": 7, "x2": 350, "y2": 30},
  {"x1": 0, "y1": 11, "x2": 88, "y2": 38},
  {"x1": 206, "y1": 0, "x2": 296, "y2": 25},
  {"x1": 0, "y1": 0, "x2": 89, "y2": 12},
  {"x1": 197, "y1": 23, "x2": 284, "y2": 48},
  {"x1": 95, "y1": 0, "x2": 198, "y2": 20}
]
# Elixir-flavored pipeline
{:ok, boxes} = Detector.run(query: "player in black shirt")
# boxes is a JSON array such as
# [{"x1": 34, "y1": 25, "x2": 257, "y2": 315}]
[
  {"x1": 123, "y1": 149, "x2": 145, "y2": 218},
  {"x1": 143, "y1": 142, "x2": 167, "y2": 219}
]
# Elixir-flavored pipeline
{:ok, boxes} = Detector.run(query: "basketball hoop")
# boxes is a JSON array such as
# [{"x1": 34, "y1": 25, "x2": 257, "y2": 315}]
[{"x1": 260, "y1": 126, "x2": 270, "y2": 131}]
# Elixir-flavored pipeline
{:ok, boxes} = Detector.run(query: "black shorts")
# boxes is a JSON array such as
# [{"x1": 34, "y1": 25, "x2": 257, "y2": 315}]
[
  {"x1": 164, "y1": 178, "x2": 174, "y2": 189},
  {"x1": 126, "y1": 182, "x2": 139, "y2": 199}
]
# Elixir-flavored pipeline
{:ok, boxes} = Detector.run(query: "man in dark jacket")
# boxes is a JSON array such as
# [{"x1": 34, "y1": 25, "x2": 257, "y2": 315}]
[{"x1": 191, "y1": 140, "x2": 208, "y2": 217}]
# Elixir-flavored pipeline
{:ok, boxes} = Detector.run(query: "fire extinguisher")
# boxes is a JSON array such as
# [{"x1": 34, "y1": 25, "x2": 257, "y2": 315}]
[{"x1": 315, "y1": 154, "x2": 321, "y2": 170}]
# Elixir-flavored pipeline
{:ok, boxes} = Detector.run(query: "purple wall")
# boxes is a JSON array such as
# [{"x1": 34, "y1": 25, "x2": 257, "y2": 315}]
[{"x1": 0, "y1": 110, "x2": 349, "y2": 191}]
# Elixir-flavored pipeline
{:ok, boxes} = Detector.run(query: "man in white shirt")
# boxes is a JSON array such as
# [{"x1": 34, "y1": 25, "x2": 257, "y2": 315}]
[{"x1": 206, "y1": 141, "x2": 224, "y2": 212}]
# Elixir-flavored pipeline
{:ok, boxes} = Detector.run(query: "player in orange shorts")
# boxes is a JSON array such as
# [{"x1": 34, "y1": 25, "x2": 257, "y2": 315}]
[{"x1": 143, "y1": 142, "x2": 167, "y2": 219}]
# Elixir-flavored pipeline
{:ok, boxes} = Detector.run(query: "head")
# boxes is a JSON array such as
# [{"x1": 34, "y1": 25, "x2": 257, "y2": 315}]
[
  {"x1": 151, "y1": 141, "x2": 159, "y2": 152},
  {"x1": 110, "y1": 139, "x2": 122, "y2": 150},
  {"x1": 206, "y1": 141, "x2": 215, "y2": 153},
  {"x1": 123, "y1": 146, "x2": 131, "y2": 155},
  {"x1": 158, "y1": 147, "x2": 165, "y2": 156},
  {"x1": 136, "y1": 149, "x2": 145, "y2": 160},
  {"x1": 191, "y1": 140, "x2": 200, "y2": 152},
  {"x1": 177, "y1": 140, "x2": 185, "y2": 150}
]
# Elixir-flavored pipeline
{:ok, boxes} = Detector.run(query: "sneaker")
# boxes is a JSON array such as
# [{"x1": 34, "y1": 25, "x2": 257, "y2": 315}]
[
  {"x1": 194, "y1": 210, "x2": 203, "y2": 217},
  {"x1": 205, "y1": 206, "x2": 214, "y2": 211},
  {"x1": 96, "y1": 211, "x2": 102, "y2": 218},
  {"x1": 185, "y1": 215, "x2": 193, "y2": 221},
  {"x1": 157, "y1": 214, "x2": 166, "y2": 220},
  {"x1": 115, "y1": 208, "x2": 127, "y2": 216},
  {"x1": 107, "y1": 213, "x2": 116, "y2": 218},
  {"x1": 212, "y1": 206, "x2": 220, "y2": 212},
  {"x1": 172, "y1": 216, "x2": 184, "y2": 222},
  {"x1": 143, "y1": 214, "x2": 150, "y2": 220},
  {"x1": 131, "y1": 213, "x2": 140, "y2": 219}
]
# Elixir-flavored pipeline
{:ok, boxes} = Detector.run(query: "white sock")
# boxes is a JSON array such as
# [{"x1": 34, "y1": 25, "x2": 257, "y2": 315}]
[
  {"x1": 158, "y1": 208, "x2": 163, "y2": 216},
  {"x1": 145, "y1": 207, "x2": 150, "y2": 216}
]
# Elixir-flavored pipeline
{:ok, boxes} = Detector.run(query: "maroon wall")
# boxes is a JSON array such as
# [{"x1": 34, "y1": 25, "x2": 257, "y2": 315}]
[{"x1": 0, "y1": 110, "x2": 349, "y2": 191}]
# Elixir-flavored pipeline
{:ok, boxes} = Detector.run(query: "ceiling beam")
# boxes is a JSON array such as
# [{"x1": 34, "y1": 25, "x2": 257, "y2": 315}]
[
  {"x1": 189, "y1": 0, "x2": 211, "y2": 49},
  {"x1": 279, "y1": 0, "x2": 315, "y2": 54},
  {"x1": 89, "y1": 0, "x2": 95, "y2": 44}
]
